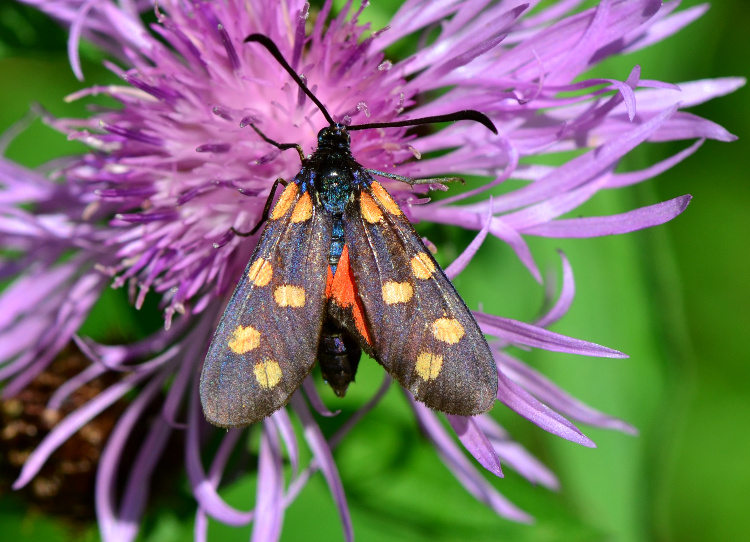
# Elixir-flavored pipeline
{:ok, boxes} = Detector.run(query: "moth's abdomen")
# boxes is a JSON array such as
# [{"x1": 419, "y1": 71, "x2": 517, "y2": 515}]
[{"x1": 317, "y1": 319, "x2": 361, "y2": 397}]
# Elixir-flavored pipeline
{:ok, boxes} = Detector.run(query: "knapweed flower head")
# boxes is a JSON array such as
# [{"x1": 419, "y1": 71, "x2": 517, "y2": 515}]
[{"x1": 1, "y1": 0, "x2": 742, "y2": 540}]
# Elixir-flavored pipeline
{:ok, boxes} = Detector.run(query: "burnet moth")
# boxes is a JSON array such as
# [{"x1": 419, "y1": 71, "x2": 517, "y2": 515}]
[{"x1": 200, "y1": 34, "x2": 499, "y2": 428}]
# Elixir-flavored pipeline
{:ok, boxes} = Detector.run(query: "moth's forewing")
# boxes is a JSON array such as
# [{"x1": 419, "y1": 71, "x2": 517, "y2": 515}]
[
  {"x1": 200, "y1": 177, "x2": 332, "y2": 427},
  {"x1": 342, "y1": 178, "x2": 498, "y2": 416}
]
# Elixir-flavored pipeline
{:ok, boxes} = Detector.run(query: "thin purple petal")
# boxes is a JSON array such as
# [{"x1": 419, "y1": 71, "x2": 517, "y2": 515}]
[
  {"x1": 13, "y1": 370, "x2": 152, "y2": 490},
  {"x1": 116, "y1": 416, "x2": 174, "y2": 540},
  {"x1": 95, "y1": 370, "x2": 169, "y2": 542},
  {"x1": 523, "y1": 195, "x2": 692, "y2": 237},
  {"x1": 444, "y1": 202, "x2": 493, "y2": 280},
  {"x1": 291, "y1": 393, "x2": 354, "y2": 542},
  {"x1": 474, "y1": 415, "x2": 559, "y2": 489},
  {"x1": 271, "y1": 408, "x2": 300, "y2": 476},
  {"x1": 606, "y1": 139, "x2": 703, "y2": 189},
  {"x1": 475, "y1": 312, "x2": 627, "y2": 358},
  {"x1": 498, "y1": 351, "x2": 637, "y2": 434},
  {"x1": 447, "y1": 414, "x2": 504, "y2": 477},
  {"x1": 302, "y1": 378, "x2": 340, "y2": 417},
  {"x1": 534, "y1": 250, "x2": 575, "y2": 328},
  {"x1": 411, "y1": 401, "x2": 533, "y2": 522},
  {"x1": 186, "y1": 380, "x2": 254, "y2": 526},
  {"x1": 290, "y1": 394, "x2": 353, "y2": 542},
  {"x1": 251, "y1": 420, "x2": 285, "y2": 542},
  {"x1": 496, "y1": 368, "x2": 595, "y2": 447}
]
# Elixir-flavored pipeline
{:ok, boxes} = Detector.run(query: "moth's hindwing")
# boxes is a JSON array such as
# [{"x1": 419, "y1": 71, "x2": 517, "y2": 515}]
[
  {"x1": 200, "y1": 179, "x2": 332, "y2": 427},
  {"x1": 343, "y1": 179, "x2": 498, "y2": 416}
]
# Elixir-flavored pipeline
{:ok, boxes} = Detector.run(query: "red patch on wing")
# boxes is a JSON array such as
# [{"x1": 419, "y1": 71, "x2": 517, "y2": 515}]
[
  {"x1": 328, "y1": 245, "x2": 372, "y2": 345},
  {"x1": 325, "y1": 264, "x2": 334, "y2": 299}
]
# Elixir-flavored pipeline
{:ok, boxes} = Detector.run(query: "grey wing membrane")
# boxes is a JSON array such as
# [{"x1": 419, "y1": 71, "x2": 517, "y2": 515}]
[
  {"x1": 200, "y1": 181, "x2": 332, "y2": 427},
  {"x1": 343, "y1": 182, "x2": 497, "y2": 416}
]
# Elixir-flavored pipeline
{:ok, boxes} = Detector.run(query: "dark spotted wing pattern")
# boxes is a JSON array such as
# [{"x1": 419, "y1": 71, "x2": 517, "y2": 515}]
[
  {"x1": 342, "y1": 178, "x2": 498, "y2": 416},
  {"x1": 200, "y1": 177, "x2": 332, "y2": 427}
]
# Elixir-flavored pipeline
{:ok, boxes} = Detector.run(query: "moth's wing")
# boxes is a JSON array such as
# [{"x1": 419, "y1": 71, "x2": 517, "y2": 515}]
[
  {"x1": 200, "y1": 179, "x2": 332, "y2": 427},
  {"x1": 342, "y1": 180, "x2": 498, "y2": 416}
]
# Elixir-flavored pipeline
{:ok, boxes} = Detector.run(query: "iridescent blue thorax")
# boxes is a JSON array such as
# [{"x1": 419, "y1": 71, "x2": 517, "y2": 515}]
[{"x1": 303, "y1": 125, "x2": 370, "y2": 274}]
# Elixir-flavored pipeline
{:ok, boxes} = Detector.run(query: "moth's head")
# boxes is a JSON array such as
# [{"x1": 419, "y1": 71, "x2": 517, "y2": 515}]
[{"x1": 317, "y1": 124, "x2": 351, "y2": 151}]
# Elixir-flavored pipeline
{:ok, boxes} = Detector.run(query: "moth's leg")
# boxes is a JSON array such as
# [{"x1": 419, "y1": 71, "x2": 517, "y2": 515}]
[
  {"x1": 248, "y1": 123, "x2": 306, "y2": 164},
  {"x1": 365, "y1": 168, "x2": 464, "y2": 189},
  {"x1": 232, "y1": 178, "x2": 288, "y2": 237}
]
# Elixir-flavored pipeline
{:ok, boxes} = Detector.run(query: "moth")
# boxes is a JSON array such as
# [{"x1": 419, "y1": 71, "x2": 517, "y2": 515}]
[{"x1": 200, "y1": 34, "x2": 499, "y2": 428}]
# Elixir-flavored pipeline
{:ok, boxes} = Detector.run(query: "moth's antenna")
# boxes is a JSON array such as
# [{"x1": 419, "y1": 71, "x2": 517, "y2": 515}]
[
  {"x1": 244, "y1": 33, "x2": 336, "y2": 126},
  {"x1": 348, "y1": 110, "x2": 498, "y2": 135},
  {"x1": 244, "y1": 33, "x2": 497, "y2": 136}
]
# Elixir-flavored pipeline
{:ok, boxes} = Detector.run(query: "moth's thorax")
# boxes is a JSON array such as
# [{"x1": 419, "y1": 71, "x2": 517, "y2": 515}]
[
  {"x1": 315, "y1": 166, "x2": 351, "y2": 210},
  {"x1": 310, "y1": 123, "x2": 366, "y2": 211}
]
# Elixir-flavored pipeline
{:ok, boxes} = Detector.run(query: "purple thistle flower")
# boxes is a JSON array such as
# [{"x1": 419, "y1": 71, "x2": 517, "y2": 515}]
[{"x1": 1, "y1": 0, "x2": 742, "y2": 540}]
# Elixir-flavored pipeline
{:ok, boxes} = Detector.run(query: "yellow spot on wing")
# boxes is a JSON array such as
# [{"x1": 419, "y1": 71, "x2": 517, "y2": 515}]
[
  {"x1": 360, "y1": 192, "x2": 383, "y2": 223},
  {"x1": 411, "y1": 252, "x2": 436, "y2": 279},
  {"x1": 270, "y1": 183, "x2": 298, "y2": 220},
  {"x1": 254, "y1": 359, "x2": 282, "y2": 389},
  {"x1": 247, "y1": 258, "x2": 273, "y2": 286},
  {"x1": 291, "y1": 191, "x2": 313, "y2": 223},
  {"x1": 228, "y1": 325, "x2": 260, "y2": 354},
  {"x1": 432, "y1": 317, "x2": 465, "y2": 344},
  {"x1": 382, "y1": 280, "x2": 413, "y2": 305},
  {"x1": 371, "y1": 182, "x2": 402, "y2": 215},
  {"x1": 274, "y1": 285, "x2": 306, "y2": 307},
  {"x1": 415, "y1": 351, "x2": 443, "y2": 381}
]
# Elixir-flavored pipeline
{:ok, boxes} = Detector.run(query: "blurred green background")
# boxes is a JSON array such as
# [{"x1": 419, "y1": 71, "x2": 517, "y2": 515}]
[{"x1": 0, "y1": 0, "x2": 747, "y2": 541}]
